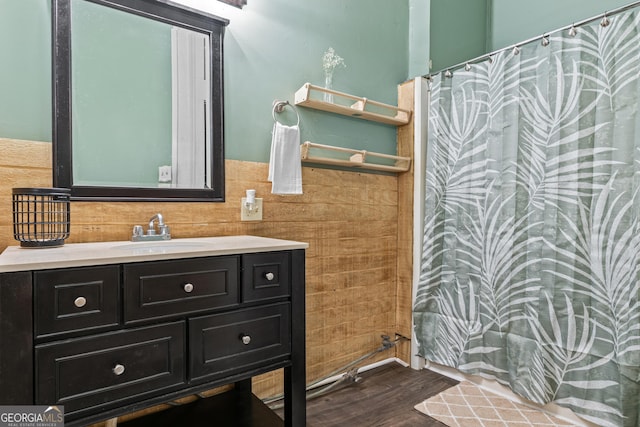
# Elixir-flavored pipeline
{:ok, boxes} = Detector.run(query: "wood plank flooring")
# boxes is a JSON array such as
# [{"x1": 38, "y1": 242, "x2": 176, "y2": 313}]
[{"x1": 276, "y1": 362, "x2": 458, "y2": 427}]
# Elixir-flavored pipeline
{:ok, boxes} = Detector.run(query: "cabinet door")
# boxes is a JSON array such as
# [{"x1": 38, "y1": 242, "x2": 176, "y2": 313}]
[
  {"x1": 189, "y1": 303, "x2": 291, "y2": 383},
  {"x1": 124, "y1": 256, "x2": 239, "y2": 323},
  {"x1": 35, "y1": 322, "x2": 185, "y2": 416},
  {"x1": 34, "y1": 266, "x2": 120, "y2": 339}
]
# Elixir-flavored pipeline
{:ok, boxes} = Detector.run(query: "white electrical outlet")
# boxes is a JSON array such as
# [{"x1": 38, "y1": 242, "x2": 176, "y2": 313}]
[
  {"x1": 241, "y1": 197, "x2": 263, "y2": 221},
  {"x1": 158, "y1": 165, "x2": 172, "y2": 182}
]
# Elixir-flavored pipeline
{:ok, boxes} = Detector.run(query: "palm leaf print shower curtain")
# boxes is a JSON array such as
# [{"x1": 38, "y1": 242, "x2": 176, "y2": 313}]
[{"x1": 413, "y1": 10, "x2": 640, "y2": 427}]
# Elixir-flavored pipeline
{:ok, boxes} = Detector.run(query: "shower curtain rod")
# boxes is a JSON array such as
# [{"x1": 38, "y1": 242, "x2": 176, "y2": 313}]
[{"x1": 424, "y1": 0, "x2": 640, "y2": 79}]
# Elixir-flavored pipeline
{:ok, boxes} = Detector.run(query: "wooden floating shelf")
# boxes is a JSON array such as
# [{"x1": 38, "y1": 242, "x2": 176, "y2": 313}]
[
  {"x1": 294, "y1": 83, "x2": 411, "y2": 126},
  {"x1": 300, "y1": 141, "x2": 411, "y2": 173}
]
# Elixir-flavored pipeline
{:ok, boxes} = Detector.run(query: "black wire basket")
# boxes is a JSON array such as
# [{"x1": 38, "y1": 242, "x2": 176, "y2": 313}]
[{"x1": 12, "y1": 188, "x2": 71, "y2": 248}]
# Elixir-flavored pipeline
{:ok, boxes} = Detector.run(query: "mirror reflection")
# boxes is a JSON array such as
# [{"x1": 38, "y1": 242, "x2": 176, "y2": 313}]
[
  {"x1": 71, "y1": 0, "x2": 210, "y2": 189},
  {"x1": 53, "y1": 0, "x2": 226, "y2": 201}
]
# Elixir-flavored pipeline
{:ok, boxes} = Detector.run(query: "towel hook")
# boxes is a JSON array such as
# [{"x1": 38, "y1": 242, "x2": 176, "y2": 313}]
[{"x1": 272, "y1": 100, "x2": 300, "y2": 126}]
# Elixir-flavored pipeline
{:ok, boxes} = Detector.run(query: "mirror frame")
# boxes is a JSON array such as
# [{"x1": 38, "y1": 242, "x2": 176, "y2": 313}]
[{"x1": 52, "y1": 0, "x2": 227, "y2": 201}]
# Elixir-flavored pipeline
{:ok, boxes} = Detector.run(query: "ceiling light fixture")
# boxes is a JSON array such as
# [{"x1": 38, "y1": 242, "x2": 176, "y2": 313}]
[{"x1": 170, "y1": 0, "x2": 244, "y2": 19}]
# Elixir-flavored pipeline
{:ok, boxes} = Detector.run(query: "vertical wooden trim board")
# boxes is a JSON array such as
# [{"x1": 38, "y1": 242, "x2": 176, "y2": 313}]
[{"x1": 396, "y1": 80, "x2": 415, "y2": 364}]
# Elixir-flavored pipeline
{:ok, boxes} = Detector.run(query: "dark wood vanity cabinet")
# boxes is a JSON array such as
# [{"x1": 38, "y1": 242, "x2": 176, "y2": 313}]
[{"x1": 0, "y1": 248, "x2": 306, "y2": 427}]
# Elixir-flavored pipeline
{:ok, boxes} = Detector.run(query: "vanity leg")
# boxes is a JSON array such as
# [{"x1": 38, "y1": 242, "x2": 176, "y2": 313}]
[
  {"x1": 105, "y1": 417, "x2": 118, "y2": 427},
  {"x1": 0, "y1": 272, "x2": 33, "y2": 404},
  {"x1": 285, "y1": 249, "x2": 306, "y2": 427},
  {"x1": 284, "y1": 365, "x2": 306, "y2": 427},
  {"x1": 234, "y1": 378, "x2": 252, "y2": 394}
]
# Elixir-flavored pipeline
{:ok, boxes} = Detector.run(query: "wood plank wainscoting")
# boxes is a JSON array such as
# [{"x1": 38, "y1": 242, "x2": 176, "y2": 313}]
[{"x1": 0, "y1": 80, "x2": 417, "y2": 425}]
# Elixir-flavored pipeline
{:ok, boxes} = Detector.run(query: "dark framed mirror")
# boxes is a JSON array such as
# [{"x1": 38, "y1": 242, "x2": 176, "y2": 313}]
[{"x1": 52, "y1": 0, "x2": 227, "y2": 201}]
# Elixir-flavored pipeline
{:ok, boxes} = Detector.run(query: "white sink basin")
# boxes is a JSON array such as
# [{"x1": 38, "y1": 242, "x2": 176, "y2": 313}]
[{"x1": 111, "y1": 241, "x2": 208, "y2": 254}]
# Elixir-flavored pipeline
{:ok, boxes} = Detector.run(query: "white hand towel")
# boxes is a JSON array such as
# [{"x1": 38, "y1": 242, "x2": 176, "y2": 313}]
[{"x1": 268, "y1": 122, "x2": 303, "y2": 195}]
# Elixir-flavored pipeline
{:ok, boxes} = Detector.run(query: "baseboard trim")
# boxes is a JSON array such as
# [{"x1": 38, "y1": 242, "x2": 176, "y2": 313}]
[{"x1": 309, "y1": 357, "x2": 408, "y2": 390}]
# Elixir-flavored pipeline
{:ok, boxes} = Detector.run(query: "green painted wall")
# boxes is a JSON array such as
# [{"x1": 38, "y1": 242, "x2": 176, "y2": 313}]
[
  {"x1": 0, "y1": 0, "x2": 51, "y2": 142},
  {"x1": 489, "y1": 0, "x2": 633, "y2": 51},
  {"x1": 7, "y1": 0, "x2": 629, "y2": 165},
  {"x1": 409, "y1": 0, "x2": 431, "y2": 80},
  {"x1": 429, "y1": 0, "x2": 489, "y2": 73},
  {"x1": 0, "y1": 0, "x2": 409, "y2": 164},
  {"x1": 223, "y1": 0, "x2": 409, "y2": 161},
  {"x1": 425, "y1": 0, "x2": 636, "y2": 75}
]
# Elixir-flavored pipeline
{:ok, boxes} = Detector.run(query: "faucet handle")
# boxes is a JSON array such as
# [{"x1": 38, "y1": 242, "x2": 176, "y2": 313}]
[
  {"x1": 158, "y1": 224, "x2": 171, "y2": 237},
  {"x1": 132, "y1": 225, "x2": 143, "y2": 238}
]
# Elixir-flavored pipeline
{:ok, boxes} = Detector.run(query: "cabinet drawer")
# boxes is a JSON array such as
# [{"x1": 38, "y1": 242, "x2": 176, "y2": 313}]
[
  {"x1": 34, "y1": 266, "x2": 120, "y2": 339},
  {"x1": 124, "y1": 256, "x2": 239, "y2": 324},
  {"x1": 242, "y1": 252, "x2": 290, "y2": 303},
  {"x1": 189, "y1": 303, "x2": 290, "y2": 383},
  {"x1": 35, "y1": 322, "x2": 185, "y2": 415}
]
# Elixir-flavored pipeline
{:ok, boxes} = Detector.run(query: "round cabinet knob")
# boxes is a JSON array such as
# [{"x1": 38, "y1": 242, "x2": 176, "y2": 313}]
[
  {"x1": 74, "y1": 297, "x2": 87, "y2": 308},
  {"x1": 241, "y1": 335, "x2": 251, "y2": 345},
  {"x1": 183, "y1": 283, "x2": 194, "y2": 293},
  {"x1": 264, "y1": 272, "x2": 275, "y2": 281},
  {"x1": 113, "y1": 364, "x2": 125, "y2": 376}
]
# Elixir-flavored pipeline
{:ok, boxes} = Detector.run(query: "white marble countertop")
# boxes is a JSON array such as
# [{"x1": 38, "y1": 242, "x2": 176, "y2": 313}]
[{"x1": 0, "y1": 235, "x2": 309, "y2": 273}]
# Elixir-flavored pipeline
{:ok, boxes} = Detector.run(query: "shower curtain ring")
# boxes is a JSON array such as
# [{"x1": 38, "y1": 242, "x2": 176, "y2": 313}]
[
  {"x1": 600, "y1": 14, "x2": 610, "y2": 27},
  {"x1": 541, "y1": 35, "x2": 550, "y2": 47},
  {"x1": 568, "y1": 24, "x2": 577, "y2": 37},
  {"x1": 444, "y1": 70, "x2": 452, "y2": 78},
  {"x1": 464, "y1": 63, "x2": 471, "y2": 72}
]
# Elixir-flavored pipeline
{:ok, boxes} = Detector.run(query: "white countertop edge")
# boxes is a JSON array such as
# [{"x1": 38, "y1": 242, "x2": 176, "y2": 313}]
[{"x1": 0, "y1": 235, "x2": 309, "y2": 273}]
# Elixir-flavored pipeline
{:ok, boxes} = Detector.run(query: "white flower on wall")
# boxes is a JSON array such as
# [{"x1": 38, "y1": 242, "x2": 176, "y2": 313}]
[
  {"x1": 321, "y1": 47, "x2": 346, "y2": 101},
  {"x1": 322, "y1": 47, "x2": 346, "y2": 77}
]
